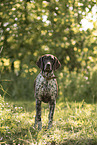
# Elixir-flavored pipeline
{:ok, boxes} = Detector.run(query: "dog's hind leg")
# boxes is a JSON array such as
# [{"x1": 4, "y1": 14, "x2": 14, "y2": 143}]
[{"x1": 48, "y1": 100, "x2": 56, "y2": 129}]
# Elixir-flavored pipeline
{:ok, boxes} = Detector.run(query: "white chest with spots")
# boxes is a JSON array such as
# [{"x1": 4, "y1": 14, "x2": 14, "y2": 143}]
[{"x1": 35, "y1": 73, "x2": 57, "y2": 101}]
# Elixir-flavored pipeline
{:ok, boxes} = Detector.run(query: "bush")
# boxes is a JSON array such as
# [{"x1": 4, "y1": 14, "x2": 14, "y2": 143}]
[
  {"x1": 1, "y1": 72, "x2": 36, "y2": 100},
  {"x1": 91, "y1": 70, "x2": 97, "y2": 103},
  {"x1": 1, "y1": 66, "x2": 97, "y2": 103},
  {"x1": 58, "y1": 68, "x2": 97, "y2": 103}
]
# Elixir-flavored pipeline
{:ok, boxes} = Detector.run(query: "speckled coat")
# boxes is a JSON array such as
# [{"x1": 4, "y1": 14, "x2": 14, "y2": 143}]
[
  {"x1": 34, "y1": 54, "x2": 61, "y2": 130},
  {"x1": 35, "y1": 72, "x2": 58, "y2": 103}
]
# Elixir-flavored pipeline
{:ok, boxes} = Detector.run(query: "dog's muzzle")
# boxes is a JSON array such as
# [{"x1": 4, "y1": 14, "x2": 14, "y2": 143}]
[{"x1": 44, "y1": 62, "x2": 52, "y2": 72}]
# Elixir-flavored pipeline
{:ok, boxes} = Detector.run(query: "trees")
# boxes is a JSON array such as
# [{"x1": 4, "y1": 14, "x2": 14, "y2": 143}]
[
  {"x1": 1, "y1": 0, "x2": 96, "y2": 71},
  {"x1": 0, "y1": 0, "x2": 97, "y2": 99}
]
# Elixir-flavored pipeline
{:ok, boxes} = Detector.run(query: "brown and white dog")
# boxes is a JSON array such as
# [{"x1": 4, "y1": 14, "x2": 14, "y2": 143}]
[{"x1": 34, "y1": 54, "x2": 61, "y2": 130}]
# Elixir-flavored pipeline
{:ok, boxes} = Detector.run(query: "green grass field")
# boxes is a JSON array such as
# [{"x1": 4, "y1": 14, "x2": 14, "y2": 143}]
[{"x1": 0, "y1": 96, "x2": 97, "y2": 145}]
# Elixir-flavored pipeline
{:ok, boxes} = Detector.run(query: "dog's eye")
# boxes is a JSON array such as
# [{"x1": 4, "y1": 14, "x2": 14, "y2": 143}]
[
  {"x1": 43, "y1": 57, "x2": 47, "y2": 61},
  {"x1": 50, "y1": 59, "x2": 54, "y2": 63},
  {"x1": 50, "y1": 58, "x2": 54, "y2": 61}
]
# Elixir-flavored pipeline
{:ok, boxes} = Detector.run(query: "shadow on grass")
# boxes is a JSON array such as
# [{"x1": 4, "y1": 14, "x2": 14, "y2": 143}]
[
  {"x1": 5, "y1": 98, "x2": 49, "y2": 112},
  {"x1": 60, "y1": 139, "x2": 97, "y2": 145},
  {"x1": 5, "y1": 100, "x2": 35, "y2": 112}
]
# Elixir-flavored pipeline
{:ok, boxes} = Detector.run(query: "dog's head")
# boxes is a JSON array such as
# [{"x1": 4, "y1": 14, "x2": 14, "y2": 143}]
[{"x1": 36, "y1": 54, "x2": 61, "y2": 72}]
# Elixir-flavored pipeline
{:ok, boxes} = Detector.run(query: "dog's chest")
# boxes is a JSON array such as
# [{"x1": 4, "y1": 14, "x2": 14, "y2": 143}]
[
  {"x1": 41, "y1": 80, "x2": 52, "y2": 93},
  {"x1": 36, "y1": 73, "x2": 57, "y2": 95}
]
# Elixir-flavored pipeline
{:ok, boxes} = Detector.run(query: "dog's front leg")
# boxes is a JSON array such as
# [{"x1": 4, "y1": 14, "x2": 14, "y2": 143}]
[
  {"x1": 35, "y1": 99, "x2": 42, "y2": 130},
  {"x1": 48, "y1": 100, "x2": 56, "y2": 129}
]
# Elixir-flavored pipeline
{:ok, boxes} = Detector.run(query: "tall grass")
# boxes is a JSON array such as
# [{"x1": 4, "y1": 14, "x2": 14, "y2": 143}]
[{"x1": 0, "y1": 95, "x2": 97, "y2": 145}]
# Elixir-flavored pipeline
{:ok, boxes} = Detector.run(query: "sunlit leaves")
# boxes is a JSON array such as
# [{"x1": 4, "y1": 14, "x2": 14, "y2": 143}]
[{"x1": 0, "y1": 0, "x2": 96, "y2": 72}]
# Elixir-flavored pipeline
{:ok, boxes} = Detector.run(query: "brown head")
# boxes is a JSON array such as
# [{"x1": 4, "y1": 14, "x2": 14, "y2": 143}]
[{"x1": 36, "y1": 54, "x2": 61, "y2": 72}]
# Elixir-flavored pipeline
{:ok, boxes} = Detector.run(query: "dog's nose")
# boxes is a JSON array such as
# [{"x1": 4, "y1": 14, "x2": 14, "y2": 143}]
[
  {"x1": 47, "y1": 63, "x2": 50, "y2": 67},
  {"x1": 47, "y1": 61, "x2": 51, "y2": 67}
]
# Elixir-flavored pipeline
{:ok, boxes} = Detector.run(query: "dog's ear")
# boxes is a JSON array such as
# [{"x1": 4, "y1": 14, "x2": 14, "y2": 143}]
[
  {"x1": 53, "y1": 56, "x2": 61, "y2": 70},
  {"x1": 36, "y1": 56, "x2": 44, "y2": 70}
]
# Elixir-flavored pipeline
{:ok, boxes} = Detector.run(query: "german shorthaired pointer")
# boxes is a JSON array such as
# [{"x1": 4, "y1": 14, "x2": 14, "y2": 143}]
[{"x1": 34, "y1": 54, "x2": 61, "y2": 130}]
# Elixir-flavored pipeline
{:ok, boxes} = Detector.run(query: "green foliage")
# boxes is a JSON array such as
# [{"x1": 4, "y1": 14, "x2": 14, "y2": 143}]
[
  {"x1": 1, "y1": 60, "x2": 97, "y2": 103},
  {"x1": 0, "y1": 95, "x2": 97, "y2": 144},
  {"x1": 58, "y1": 67, "x2": 97, "y2": 103},
  {"x1": 0, "y1": 0, "x2": 96, "y2": 71},
  {"x1": 91, "y1": 69, "x2": 97, "y2": 103},
  {"x1": 0, "y1": 59, "x2": 38, "y2": 100},
  {"x1": 0, "y1": 0, "x2": 97, "y2": 100}
]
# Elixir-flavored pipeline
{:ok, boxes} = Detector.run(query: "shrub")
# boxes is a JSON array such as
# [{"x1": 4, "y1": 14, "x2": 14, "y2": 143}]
[
  {"x1": 58, "y1": 69, "x2": 96, "y2": 103},
  {"x1": 91, "y1": 69, "x2": 97, "y2": 103}
]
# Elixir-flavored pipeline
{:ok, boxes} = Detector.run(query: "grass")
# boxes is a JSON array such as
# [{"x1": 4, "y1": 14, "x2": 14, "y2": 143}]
[{"x1": 0, "y1": 96, "x2": 97, "y2": 145}]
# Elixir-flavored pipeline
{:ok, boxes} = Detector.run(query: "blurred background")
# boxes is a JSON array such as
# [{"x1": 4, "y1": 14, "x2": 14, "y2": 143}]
[{"x1": 0, "y1": 0, "x2": 97, "y2": 103}]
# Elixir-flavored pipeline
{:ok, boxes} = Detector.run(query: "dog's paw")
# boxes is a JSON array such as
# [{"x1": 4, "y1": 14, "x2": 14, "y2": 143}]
[{"x1": 38, "y1": 121, "x2": 42, "y2": 130}]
